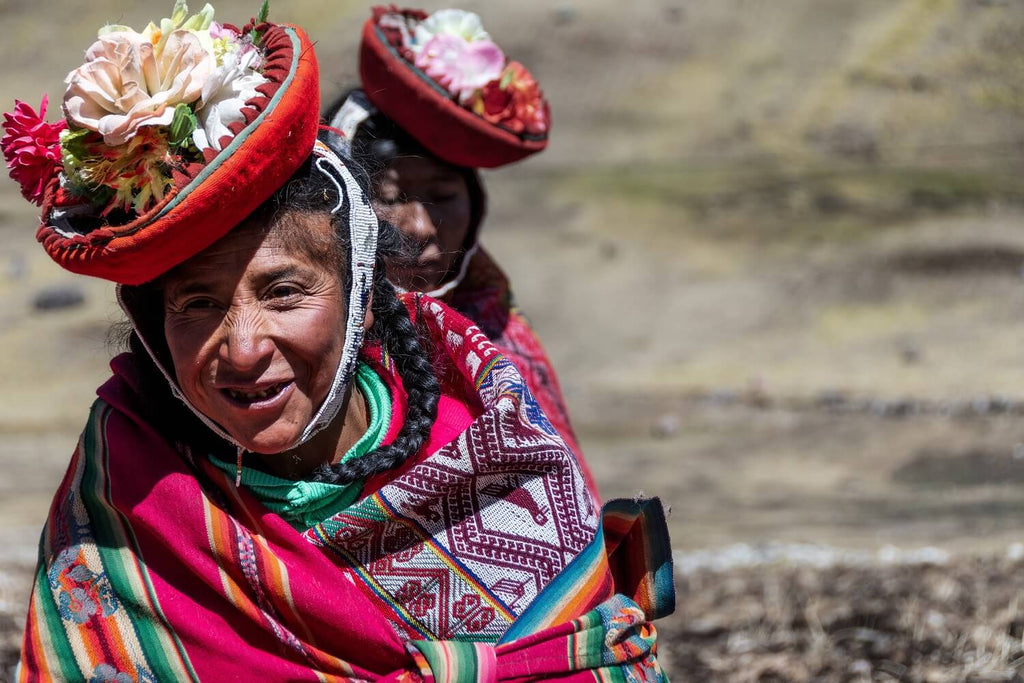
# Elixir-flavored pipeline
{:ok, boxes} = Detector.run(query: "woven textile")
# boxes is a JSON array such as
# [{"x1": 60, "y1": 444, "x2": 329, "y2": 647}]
[
  {"x1": 305, "y1": 295, "x2": 598, "y2": 641},
  {"x1": 444, "y1": 247, "x2": 597, "y2": 496},
  {"x1": 18, "y1": 296, "x2": 671, "y2": 680}
]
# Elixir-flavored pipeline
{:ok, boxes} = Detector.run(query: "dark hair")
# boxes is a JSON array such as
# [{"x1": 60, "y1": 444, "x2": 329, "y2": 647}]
[
  {"x1": 323, "y1": 89, "x2": 431, "y2": 179},
  {"x1": 119, "y1": 145, "x2": 441, "y2": 484}
]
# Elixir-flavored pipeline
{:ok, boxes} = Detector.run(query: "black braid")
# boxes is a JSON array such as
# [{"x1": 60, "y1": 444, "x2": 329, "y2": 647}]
[{"x1": 310, "y1": 266, "x2": 440, "y2": 484}]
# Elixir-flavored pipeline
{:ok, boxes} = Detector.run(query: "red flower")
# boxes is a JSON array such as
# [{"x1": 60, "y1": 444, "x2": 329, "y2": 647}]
[
  {"x1": 472, "y1": 61, "x2": 549, "y2": 136},
  {"x1": 478, "y1": 79, "x2": 515, "y2": 125},
  {"x1": 2, "y1": 95, "x2": 66, "y2": 205},
  {"x1": 504, "y1": 62, "x2": 549, "y2": 136}
]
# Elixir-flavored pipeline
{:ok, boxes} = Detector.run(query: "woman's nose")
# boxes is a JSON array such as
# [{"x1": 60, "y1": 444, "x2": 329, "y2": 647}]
[
  {"x1": 219, "y1": 310, "x2": 273, "y2": 372},
  {"x1": 395, "y1": 200, "x2": 438, "y2": 241}
]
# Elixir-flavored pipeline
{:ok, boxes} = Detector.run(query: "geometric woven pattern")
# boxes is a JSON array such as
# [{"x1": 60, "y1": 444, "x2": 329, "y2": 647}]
[
  {"x1": 447, "y1": 248, "x2": 593, "y2": 491},
  {"x1": 20, "y1": 295, "x2": 669, "y2": 679},
  {"x1": 306, "y1": 296, "x2": 599, "y2": 641}
]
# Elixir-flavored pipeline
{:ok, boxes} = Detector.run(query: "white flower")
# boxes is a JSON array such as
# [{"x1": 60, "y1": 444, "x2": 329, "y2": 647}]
[
  {"x1": 64, "y1": 29, "x2": 213, "y2": 146},
  {"x1": 192, "y1": 47, "x2": 269, "y2": 152},
  {"x1": 411, "y1": 9, "x2": 491, "y2": 53}
]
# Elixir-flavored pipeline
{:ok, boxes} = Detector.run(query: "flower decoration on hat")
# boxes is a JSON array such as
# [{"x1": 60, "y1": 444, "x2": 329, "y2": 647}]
[
  {"x1": 0, "y1": 0, "x2": 320, "y2": 285},
  {"x1": 1, "y1": 97, "x2": 66, "y2": 205},
  {"x1": 3, "y1": 0, "x2": 271, "y2": 216},
  {"x1": 373, "y1": 6, "x2": 549, "y2": 137}
]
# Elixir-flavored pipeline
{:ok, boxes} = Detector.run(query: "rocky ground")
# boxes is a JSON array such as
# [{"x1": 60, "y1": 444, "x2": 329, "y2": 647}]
[{"x1": 660, "y1": 554, "x2": 1024, "y2": 682}]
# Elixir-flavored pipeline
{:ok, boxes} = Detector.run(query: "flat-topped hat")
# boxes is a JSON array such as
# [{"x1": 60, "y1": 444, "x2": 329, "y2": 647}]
[
  {"x1": 355, "y1": 6, "x2": 550, "y2": 169},
  {"x1": 2, "y1": 1, "x2": 320, "y2": 284}
]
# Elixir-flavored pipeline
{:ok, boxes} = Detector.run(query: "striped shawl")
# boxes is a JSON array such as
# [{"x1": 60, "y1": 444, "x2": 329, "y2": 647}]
[{"x1": 19, "y1": 296, "x2": 673, "y2": 681}]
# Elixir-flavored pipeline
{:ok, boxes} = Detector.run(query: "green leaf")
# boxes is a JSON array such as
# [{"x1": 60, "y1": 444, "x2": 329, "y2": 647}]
[
  {"x1": 499, "y1": 66, "x2": 515, "y2": 90},
  {"x1": 59, "y1": 128, "x2": 95, "y2": 162},
  {"x1": 182, "y1": 3, "x2": 215, "y2": 31},
  {"x1": 249, "y1": 0, "x2": 270, "y2": 45},
  {"x1": 97, "y1": 24, "x2": 133, "y2": 36},
  {"x1": 169, "y1": 103, "x2": 198, "y2": 148},
  {"x1": 170, "y1": 0, "x2": 189, "y2": 27}
]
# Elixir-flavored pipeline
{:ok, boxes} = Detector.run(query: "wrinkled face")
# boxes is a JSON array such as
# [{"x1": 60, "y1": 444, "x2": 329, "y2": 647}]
[
  {"x1": 162, "y1": 214, "x2": 346, "y2": 454},
  {"x1": 373, "y1": 154, "x2": 473, "y2": 292}
]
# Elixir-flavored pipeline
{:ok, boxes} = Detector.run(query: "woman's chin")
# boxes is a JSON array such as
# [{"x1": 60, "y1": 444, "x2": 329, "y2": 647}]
[{"x1": 226, "y1": 425, "x2": 302, "y2": 455}]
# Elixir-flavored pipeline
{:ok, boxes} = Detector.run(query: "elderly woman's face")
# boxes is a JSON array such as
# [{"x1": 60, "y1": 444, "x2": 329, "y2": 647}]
[
  {"x1": 373, "y1": 154, "x2": 472, "y2": 292},
  {"x1": 161, "y1": 214, "x2": 345, "y2": 454}
]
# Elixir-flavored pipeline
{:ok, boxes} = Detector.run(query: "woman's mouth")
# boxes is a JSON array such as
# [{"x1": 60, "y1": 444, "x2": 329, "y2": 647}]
[{"x1": 220, "y1": 381, "x2": 291, "y2": 407}]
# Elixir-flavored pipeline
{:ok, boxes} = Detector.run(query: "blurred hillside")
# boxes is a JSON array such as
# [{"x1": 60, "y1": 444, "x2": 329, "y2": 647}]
[
  {"x1": 3, "y1": 0, "x2": 1024, "y2": 554},
  {"x1": 2, "y1": 0, "x2": 1024, "y2": 678}
]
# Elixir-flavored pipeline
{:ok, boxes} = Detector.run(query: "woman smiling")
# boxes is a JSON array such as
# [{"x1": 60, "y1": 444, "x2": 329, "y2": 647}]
[{"x1": 7, "y1": 3, "x2": 672, "y2": 680}]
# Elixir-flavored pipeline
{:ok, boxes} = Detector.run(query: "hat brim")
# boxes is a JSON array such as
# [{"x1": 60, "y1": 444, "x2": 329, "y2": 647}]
[
  {"x1": 359, "y1": 19, "x2": 548, "y2": 169},
  {"x1": 37, "y1": 24, "x2": 321, "y2": 285}
]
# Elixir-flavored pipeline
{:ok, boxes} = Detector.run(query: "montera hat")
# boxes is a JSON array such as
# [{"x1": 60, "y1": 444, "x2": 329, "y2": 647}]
[
  {"x1": 355, "y1": 6, "x2": 550, "y2": 169},
  {"x1": 2, "y1": 1, "x2": 320, "y2": 284}
]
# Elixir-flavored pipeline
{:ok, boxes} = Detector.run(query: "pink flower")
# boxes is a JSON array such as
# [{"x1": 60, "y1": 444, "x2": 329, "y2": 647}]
[
  {"x1": 413, "y1": 33, "x2": 505, "y2": 103},
  {"x1": 209, "y1": 21, "x2": 237, "y2": 41},
  {"x1": 1, "y1": 96, "x2": 66, "y2": 205},
  {"x1": 63, "y1": 29, "x2": 212, "y2": 146}
]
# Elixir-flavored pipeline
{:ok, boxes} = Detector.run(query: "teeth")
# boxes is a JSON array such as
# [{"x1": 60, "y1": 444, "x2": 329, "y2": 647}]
[{"x1": 227, "y1": 383, "x2": 282, "y2": 402}]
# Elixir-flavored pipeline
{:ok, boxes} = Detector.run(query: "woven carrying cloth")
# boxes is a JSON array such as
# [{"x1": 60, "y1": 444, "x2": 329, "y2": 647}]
[
  {"x1": 435, "y1": 246, "x2": 599, "y2": 498},
  {"x1": 305, "y1": 295, "x2": 598, "y2": 642},
  {"x1": 18, "y1": 296, "x2": 673, "y2": 681},
  {"x1": 36, "y1": 23, "x2": 320, "y2": 284}
]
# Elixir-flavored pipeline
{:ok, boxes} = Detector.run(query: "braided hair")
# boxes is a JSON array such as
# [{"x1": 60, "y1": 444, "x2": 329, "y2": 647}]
[{"x1": 119, "y1": 149, "x2": 440, "y2": 483}]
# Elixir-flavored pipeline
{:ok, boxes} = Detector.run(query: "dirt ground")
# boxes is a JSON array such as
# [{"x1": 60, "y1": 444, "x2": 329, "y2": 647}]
[
  {"x1": 3, "y1": 0, "x2": 1024, "y2": 680},
  {"x1": 661, "y1": 555, "x2": 1024, "y2": 681}
]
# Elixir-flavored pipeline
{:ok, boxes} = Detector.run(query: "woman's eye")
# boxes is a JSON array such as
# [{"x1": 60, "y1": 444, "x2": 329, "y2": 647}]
[
  {"x1": 182, "y1": 298, "x2": 217, "y2": 312},
  {"x1": 268, "y1": 284, "x2": 302, "y2": 300}
]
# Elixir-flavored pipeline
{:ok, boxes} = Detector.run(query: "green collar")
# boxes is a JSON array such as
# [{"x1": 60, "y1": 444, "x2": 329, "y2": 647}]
[{"x1": 210, "y1": 361, "x2": 392, "y2": 530}]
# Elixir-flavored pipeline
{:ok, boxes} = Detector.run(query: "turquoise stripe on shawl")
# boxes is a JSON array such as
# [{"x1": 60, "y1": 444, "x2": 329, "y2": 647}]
[
  {"x1": 406, "y1": 640, "x2": 497, "y2": 683},
  {"x1": 83, "y1": 405, "x2": 199, "y2": 681},
  {"x1": 26, "y1": 402, "x2": 199, "y2": 681},
  {"x1": 407, "y1": 595, "x2": 665, "y2": 682}
]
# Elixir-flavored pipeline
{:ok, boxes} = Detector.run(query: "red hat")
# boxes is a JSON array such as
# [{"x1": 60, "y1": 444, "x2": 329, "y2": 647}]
[
  {"x1": 2, "y1": 7, "x2": 320, "y2": 285},
  {"x1": 358, "y1": 7, "x2": 550, "y2": 169}
]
